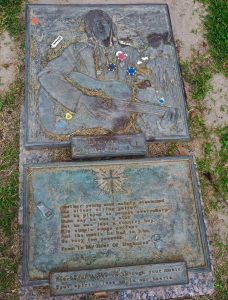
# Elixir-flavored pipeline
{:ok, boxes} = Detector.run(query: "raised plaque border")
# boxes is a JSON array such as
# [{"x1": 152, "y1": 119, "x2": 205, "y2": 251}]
[{"x1": 22, "y1": 156, "x2": 211, "y2": 288}]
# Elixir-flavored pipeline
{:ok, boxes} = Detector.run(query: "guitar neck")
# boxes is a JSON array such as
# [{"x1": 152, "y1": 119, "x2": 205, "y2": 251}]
[{"x1": 114, "y1": 99, "x2": 175, "y2": 115}]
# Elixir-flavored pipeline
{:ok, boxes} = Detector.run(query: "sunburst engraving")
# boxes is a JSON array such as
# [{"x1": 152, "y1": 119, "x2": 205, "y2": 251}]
[{"x1": 95, "y1": 168, "x2": 127, "y2": 195}]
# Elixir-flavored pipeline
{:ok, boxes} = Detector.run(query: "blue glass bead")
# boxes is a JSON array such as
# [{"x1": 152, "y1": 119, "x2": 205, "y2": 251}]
[
  {"x1": 127, "y1": 66, "x2": 136, "y2": 76},
  {"x1": 159, "y1": 97, "x2": 165, "y2": 106},
  {"x1": 108, "y1": 63, "x2": 117, "y2": 71},
  {"x1": 57, "y1": 120, "x2": 65, "y2": 129}
]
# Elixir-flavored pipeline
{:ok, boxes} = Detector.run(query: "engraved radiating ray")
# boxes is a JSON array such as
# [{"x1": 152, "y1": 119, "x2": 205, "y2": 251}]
[{"x1": 95, "y1": 168, "x2": 127, "y2": 195}]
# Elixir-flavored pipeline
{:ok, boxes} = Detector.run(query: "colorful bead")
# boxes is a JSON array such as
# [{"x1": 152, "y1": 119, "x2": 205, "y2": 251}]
[
  {"x1": 116, "y1": 51, "x2": 127, "y2": 62},
  {"x1": 31, "y1": 18, "x2": 39, "y2": 25},
  {"x1": 127, "y1": 66, "x2": 137, "y2": 76},
  {"x1": 108, "y1": 63, "x2": 117, "y2": 71},
  {"x1": 57, "y1": 120, "x2": 65, "y2": 129},
  {"x1": 159, "y1": 98, "x2": 165, "y2": 106}
]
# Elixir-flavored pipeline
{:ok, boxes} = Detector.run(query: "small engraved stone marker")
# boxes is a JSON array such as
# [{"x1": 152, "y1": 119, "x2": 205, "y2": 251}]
[
  {"x1": 71, "y1": 134, "x2": 146, "y2": 159},
  {"x1": 50, "y1": 262, "x2": 188, "y2": 296}
]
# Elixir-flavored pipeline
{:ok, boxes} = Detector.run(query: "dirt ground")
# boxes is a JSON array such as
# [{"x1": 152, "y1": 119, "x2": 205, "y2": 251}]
[
  {"x1": 0, "y1": 31, "x2": 19, "y2": 94},
  {"x1": 0, "y1": 0, "x2": 227, "y2": 299}
]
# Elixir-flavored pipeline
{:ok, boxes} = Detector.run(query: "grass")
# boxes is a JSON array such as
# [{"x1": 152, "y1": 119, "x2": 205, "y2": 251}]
[
  {"x1": 197, "y1": 0, "x2": 228, "y2": 76},
  {"x1": 180, "y1": 55, "x2": 212, "y2": 138},
  {"x1": 0, "y1": 78, "x2": 24, "y2": 111},
  {"x1": 213, "y1": 241, "x2": 228, "y2": 300},
  {"x1": 0, "y1": 1, "x2": 23, "y2": 296},
  {"x1": 0, "y1": 174, "x2": 18, "y2": 234},
  {"x1": 0, "y1": 148, "x2": 19, "y2": 297},
  {"x1": 0, "y1": 0, "x2": 24, "y2": 38},
  {"x1": 165, "y1": 143, "x2": 178, "y2": 156},
  {"x1": 190, "y1": 113, "x2": 209, "y2": 138},
  {"x1": 180, "y1": 53, "x2": 213, "y2": 102},
  {"x1": 0, "y1": 256, "x2": 18, "y2": 295},
  {"x1": 214, "y1": 127, "x2": 228, "y2": 200},
  {"x1": 0, "y1": 144, "x2": 19, "y2": 234},
  {"x1": 197, "y1": 127, "x2": 228, "y2": 210}
]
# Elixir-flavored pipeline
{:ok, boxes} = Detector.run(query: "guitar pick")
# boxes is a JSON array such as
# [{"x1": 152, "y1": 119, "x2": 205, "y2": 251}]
[
  {"x1": 127, "y1": 66, "x2": 137, "y2": 76},
  {"x1": 108, "y1": 63, "x2": 117, "y2": 71}
]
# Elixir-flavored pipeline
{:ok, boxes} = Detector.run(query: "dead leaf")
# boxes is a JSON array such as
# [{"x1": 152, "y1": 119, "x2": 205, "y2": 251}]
[
  {"x1": 177, "y1": 145, "x2": 189, "y2": 156},
  {"x1": 94, "y1": 292, "x2": 108, "y2": 298},
  {"x1": 189, "y1": 109, "x2": 197, "y2": 119}
]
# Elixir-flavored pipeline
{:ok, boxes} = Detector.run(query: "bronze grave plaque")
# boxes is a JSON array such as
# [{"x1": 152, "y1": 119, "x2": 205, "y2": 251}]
[
  {"x1": 22, "y1": 156, "x2": 211, "y2": 292},
  {"x1": 25, "y1": 4, "x2": 189, "y2": 148}
]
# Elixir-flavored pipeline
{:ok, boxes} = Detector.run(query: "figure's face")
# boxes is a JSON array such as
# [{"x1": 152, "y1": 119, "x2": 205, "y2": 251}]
[{"x1": 92, "y1": 16, "x2": 112, "y2": 46}]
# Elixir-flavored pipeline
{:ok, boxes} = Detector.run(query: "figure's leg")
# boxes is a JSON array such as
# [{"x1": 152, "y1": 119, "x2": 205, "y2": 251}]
[{"x1": 77, "y1": 94, "x2": 131, "y2": 131}]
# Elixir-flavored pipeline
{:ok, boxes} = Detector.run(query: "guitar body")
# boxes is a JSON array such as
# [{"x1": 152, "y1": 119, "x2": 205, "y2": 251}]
[{"x1": 38, "y1": 87, "x2": 131, "y2": 135}]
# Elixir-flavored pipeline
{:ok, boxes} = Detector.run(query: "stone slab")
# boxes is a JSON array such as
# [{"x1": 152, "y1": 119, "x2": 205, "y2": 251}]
[
  {"x1": 71, "y1": 134, "x2": 146, "y2": 158},
  {"x1": 24, "y1": 4, "x2": 189, "y2": 149},
  {"x1": 50, "y1": 262, "x2": 188, "y2": 296},
  {"x1": 22, "y1": 156, "x2": 211, "y2": 290},
  {"x1": 20, "y1": 102, "x2": 214, "y2": 299}
]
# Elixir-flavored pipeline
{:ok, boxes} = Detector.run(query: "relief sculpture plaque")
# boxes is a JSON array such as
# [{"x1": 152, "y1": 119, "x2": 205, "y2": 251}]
[
  {"x1": 22, "y1": 157, "x2": 211, "y2": 293},
  {"x1": 25, "y1": 4, "x2": 189, "y2": 148}
]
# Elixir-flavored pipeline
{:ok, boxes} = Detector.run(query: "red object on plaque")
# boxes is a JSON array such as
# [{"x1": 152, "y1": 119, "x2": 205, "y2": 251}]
[
  {"x1": 116, "y1": 51, "x2": 127, "y2": 62},
  {"x1": 32, "y1": 18, "x2": 39, "y2": 25}
]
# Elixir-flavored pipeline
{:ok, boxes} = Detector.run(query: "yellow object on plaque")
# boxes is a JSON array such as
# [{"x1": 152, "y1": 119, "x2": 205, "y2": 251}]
[{"x1": 65, "y1": 112, "x2": 73, "y2": 120}]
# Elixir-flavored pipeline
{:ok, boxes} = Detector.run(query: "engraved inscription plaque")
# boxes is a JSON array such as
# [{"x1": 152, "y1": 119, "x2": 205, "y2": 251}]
[
  {"x1": 22, "y1": 157, "x2": 211, "y2": 290},
  {"x1": 50, "y1": 262, "x2": 188, "y2": 296},
  {"x1": 25, "y1": 4, "x2": 189, "y2": 148},
  {"x1": 71, "y1": 134, "x2": 146, "y2": 158}
]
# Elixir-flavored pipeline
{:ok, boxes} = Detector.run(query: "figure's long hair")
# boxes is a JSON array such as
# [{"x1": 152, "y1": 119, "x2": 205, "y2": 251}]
[{"x1": 83, "y1": 10, "x2": 118, "y2": 46}]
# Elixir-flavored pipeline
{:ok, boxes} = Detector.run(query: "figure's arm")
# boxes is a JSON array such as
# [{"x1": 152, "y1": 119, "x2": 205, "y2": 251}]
[
  {"x1": 38, "y1": 44, "x2": 131, "y2": 111},
  {"x1": 68, "y1": 72, "x2": 131, "y2": 101},
  {"x1": 38, "y1": 45, "x2": 84, "y2": 112}
]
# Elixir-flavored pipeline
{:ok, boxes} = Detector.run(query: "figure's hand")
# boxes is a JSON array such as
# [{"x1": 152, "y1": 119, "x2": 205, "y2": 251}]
[{"x1": 159, "y1": 108, "x2": 178, "y2": 129}]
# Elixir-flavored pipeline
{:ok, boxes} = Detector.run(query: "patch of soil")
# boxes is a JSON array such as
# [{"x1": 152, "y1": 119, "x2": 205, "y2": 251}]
[
  {"x1": 0, "y1": 32, "x2": 19, "y2": 95},
  {"x1": 209, "y1": 209, "x2": 228, "y2": 245},
  {"x1": 204, "y1": 74, "x2": 228, "y2": 128}
]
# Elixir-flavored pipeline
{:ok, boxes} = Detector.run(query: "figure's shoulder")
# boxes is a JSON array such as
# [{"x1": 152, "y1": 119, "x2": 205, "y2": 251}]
[
  {"x1": 65, "y1": 42, "x2": 93, "y2": 58},
  {"x1": 73, "y1": 42, "x2": 94, "y2": 52},
  {"x1": 72, "y1": 42, "x2": 89, "y2": 50}
]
